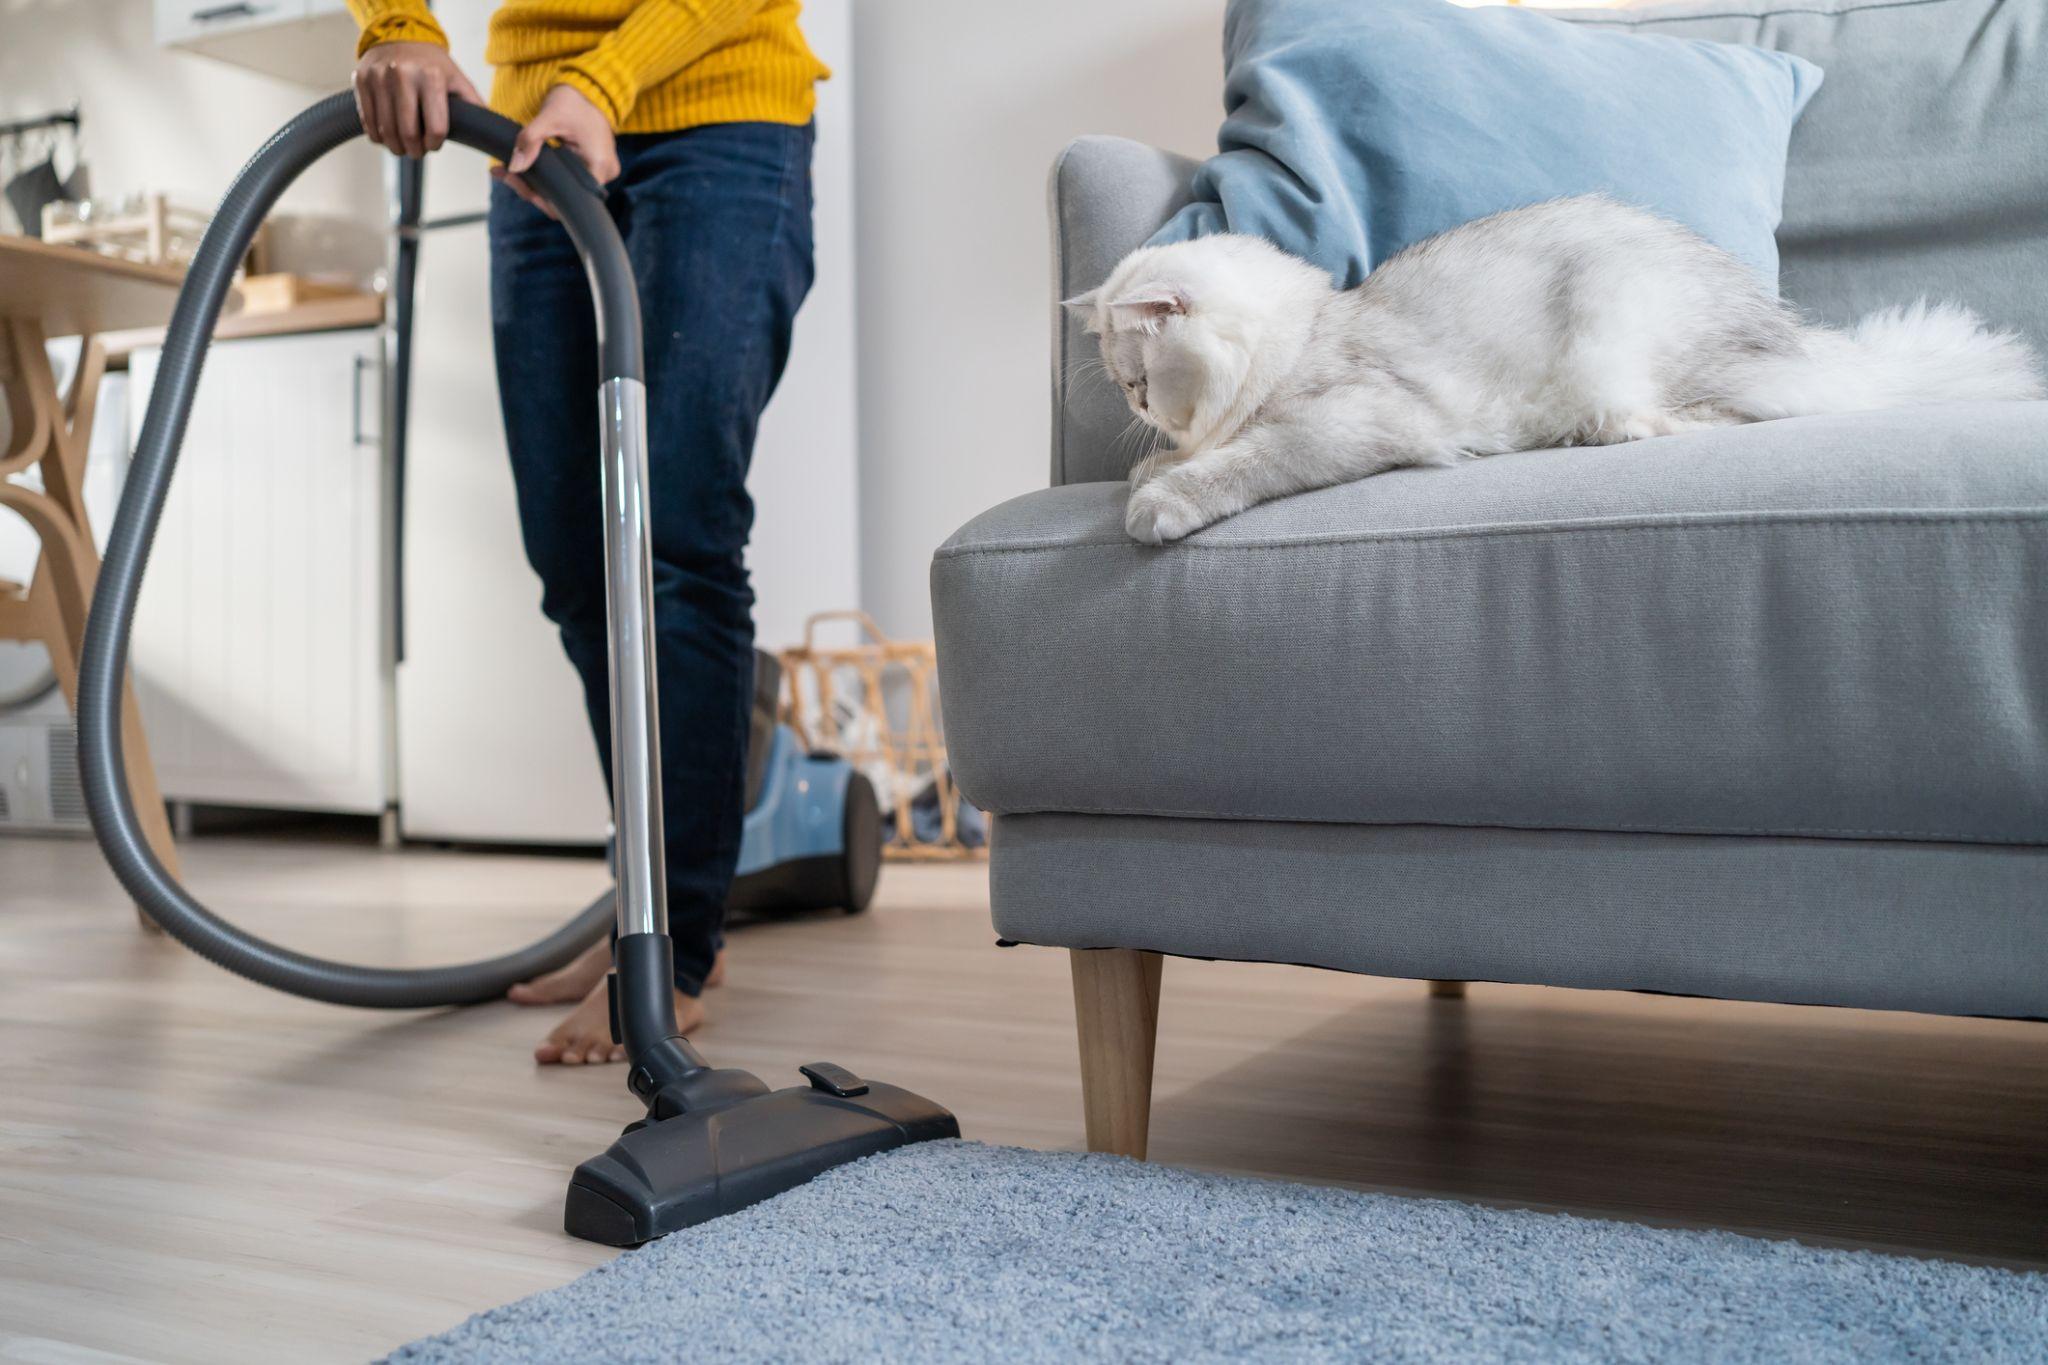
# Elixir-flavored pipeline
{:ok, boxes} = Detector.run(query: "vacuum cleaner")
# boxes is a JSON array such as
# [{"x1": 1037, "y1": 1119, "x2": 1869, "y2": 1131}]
[
  {"x1": 74, "y1": 93, "x2": 957, "y2": 1247},
  {"x1": 729, "y1": 650, "x2": 885, "y2": 919}
]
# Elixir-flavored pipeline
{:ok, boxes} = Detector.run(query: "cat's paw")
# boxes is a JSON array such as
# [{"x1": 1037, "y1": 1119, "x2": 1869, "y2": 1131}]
[{"x1": 1125, "y1": 481, "x2": 1209, "y2": 544}]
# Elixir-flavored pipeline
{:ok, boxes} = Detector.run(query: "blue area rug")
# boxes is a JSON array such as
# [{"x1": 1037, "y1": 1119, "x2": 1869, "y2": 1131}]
[{"x1": 389, "y1": 1141, "x2": 2047, "y2": 1363}]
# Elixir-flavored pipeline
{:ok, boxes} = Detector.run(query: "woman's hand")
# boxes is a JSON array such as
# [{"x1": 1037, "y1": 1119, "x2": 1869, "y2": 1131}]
[
  {"x1": 493, "y1": 85, "x2": 621, "y2": 219},
  {"x1": 352, "y1": 41, "x2": 483, "y2": 158}
]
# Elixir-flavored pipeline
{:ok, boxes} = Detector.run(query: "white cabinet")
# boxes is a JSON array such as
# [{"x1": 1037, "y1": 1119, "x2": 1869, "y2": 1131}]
[
  {"x1": 155, "y1": 0, "x2": 357, "y2": 87},
  {"x1": 155, "y1": 0, "x2": 304, "y2": 47},
  {"x1": 126, "y1": 328, "x2": 393, "y2": 815}
]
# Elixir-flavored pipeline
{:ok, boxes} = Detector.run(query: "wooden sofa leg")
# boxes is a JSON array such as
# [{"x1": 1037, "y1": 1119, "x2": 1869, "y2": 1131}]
[
  {"x1": 1428, "y1": 980, "x2": 1468, "y2": 999},
  {"x1": 1070, "y1": 948, "x2": 1163, "y2": 1160}
]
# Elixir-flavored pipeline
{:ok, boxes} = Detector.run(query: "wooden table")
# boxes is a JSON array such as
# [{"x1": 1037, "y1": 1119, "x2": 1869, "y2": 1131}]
[{"x1": 1, "y1": 235, "x2": 185, "y2": 898}]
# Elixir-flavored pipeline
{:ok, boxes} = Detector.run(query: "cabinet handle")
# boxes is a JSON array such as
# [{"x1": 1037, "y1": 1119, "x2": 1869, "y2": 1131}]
[
  {"x1": 191, "y1": 2, "x2": 258, "y2": 21},
  {"x1": 352, "y1": 354, "x2": 377, "y2": 447}
]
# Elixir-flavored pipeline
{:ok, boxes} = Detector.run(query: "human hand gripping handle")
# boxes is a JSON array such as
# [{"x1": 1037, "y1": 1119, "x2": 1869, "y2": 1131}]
[
  {"x1": 495, "y1": 85, "x2": 621, "y2": 220},
  {"x1": 352, "y1": 40, "x2": 482, "y2": 157},
  {"x1": 353, "y1": 40, "x2": 618, "y2": 219}
]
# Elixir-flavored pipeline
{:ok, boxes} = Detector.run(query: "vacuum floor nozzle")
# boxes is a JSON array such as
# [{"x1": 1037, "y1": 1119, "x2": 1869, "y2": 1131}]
[{"x1": 565, "y1": 1069, "x2": 959, "y2": 1246}]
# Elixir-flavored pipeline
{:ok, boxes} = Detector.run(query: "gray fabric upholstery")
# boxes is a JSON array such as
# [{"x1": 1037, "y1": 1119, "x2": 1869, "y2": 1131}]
[
  {"x1": 935, "y1": 403, "x2": 2048, "y2": 845},
  {"x1": 1052, "y1": 0, "x2": 2048, "y2": 486},
  {"x1": 991, "y1": 814, "x2": 2048, "y2": 1019},
  {"x1": 1050, "y1": 137, "x2": 1200, "y2": 486}
]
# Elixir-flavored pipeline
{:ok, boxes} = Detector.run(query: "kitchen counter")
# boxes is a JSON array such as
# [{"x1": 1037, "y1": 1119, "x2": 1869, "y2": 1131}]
[
  {"x1": 99, "y1": 288, "x2": 386, "y2": 366},
  {"x1": 0, "y1": 235, "x2": 383, "y2": 363},
  {"x1": 0, "y1": 234, "x2": 188, "y2": 335}
]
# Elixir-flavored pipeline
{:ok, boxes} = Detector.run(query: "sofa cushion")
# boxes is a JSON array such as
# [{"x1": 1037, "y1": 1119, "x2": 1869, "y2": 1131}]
[
  {"x1": 1553, "y1": 0, "x2": 2048, "y2": 353},
  {"x1": 932, "y1": 404, "x2": 2048, "y2": 846},
  {"x1": 1147, "y1": 0, "x2": 1823, "y2": 290}
]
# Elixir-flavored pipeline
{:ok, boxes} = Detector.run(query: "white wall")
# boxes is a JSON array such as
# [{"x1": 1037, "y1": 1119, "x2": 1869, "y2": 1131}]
[
  {"x1": 0, "y1": 0, "x2": 385, "y2": 279},
  {"x1": 850, "y1": 1, "x2": 1226, "y2": 638}
]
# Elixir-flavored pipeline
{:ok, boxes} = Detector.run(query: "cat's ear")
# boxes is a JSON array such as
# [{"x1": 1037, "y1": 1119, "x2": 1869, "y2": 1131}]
[
  {"x1": 1106, "y1": 285, "x2": 1191, "y2": 329},
  {"x1": 1061, "y1": 289, "x2": 1102, "y2": 333}
]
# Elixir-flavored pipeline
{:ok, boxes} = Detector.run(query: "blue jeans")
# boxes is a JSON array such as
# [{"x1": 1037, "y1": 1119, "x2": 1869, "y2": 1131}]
[{"x1": 487, "y1": 121, "x2": 815, "y2": 995}]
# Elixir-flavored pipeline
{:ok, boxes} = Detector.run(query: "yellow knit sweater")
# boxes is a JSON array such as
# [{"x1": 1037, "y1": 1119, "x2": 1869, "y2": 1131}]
[{"x1": 346, "y1": 1, "x2": 826, "y2": 133}]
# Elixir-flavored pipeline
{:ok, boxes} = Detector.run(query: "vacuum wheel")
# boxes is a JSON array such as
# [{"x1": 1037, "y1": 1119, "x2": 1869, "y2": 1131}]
[
  {"x1": 836, "y1": 770, "x2": 883, "y2": 915},
  {"x1": 725, "y1": 768, "x2": 884, "y2": 918}
]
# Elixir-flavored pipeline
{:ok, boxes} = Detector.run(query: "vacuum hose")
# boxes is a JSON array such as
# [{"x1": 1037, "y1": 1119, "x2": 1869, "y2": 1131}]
[{"x1": 78, "y1": 93, "x2": 643, "y2": 1007}]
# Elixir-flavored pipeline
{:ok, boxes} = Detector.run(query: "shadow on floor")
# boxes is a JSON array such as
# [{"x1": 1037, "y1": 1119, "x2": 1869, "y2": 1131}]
[{"x1": 1149, "y1": 988, "x2": 2048, "y2": 1267}]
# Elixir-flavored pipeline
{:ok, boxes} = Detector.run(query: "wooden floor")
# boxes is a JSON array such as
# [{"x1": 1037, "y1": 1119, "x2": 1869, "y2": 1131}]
[{"x1": 3, "y1": 826, "x2": 2046, "y2": 1361}]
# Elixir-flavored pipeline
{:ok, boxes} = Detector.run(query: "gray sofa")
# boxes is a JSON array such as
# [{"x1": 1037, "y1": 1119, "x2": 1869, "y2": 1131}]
[{"x1": 931, "y1": 0, "x2": 2048, "y2": 1159}]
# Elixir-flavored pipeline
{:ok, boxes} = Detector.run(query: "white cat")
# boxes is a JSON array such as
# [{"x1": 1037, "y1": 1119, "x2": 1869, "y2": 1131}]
[{"x1": 1069, "y1": 195, "x2": 2046, "y2": 544}]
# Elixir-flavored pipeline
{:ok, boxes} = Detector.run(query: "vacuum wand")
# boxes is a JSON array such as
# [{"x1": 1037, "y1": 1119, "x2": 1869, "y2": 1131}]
[
  {"x1": 600, "y1": 375, "x2": 666, "y2": 945},
  {"x1": 594, "y1": 371, "x2": 714, "y2": 1093}
]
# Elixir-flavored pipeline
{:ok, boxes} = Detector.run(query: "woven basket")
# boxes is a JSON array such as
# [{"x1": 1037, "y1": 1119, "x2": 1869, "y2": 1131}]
[{"x1": 776, "y1": 611, "x2": 985, "y2": 861}]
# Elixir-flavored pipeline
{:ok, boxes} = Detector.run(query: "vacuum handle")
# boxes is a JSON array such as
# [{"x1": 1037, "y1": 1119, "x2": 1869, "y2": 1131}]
[{"x1": 443, "y1": 98, "x2": 643, "y2": 385}]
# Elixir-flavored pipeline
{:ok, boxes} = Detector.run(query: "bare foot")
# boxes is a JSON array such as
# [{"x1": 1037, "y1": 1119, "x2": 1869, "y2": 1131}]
[
  {"x1": 510, "y1": 944, "x2": 725, "y2": 1005},
  {"x1": 535, "y1": 978, "x2": 705, "y2": 1065},
  {"x1": 508, "y1": 940, "x2": 609, "y2": 1006}
]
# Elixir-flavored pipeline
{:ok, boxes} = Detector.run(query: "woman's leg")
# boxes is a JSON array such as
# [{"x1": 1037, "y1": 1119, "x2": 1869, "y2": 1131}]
[
  {"x1": 485, "y1": 122, "x2": 814, "y2": 1059},
  {"x1": 611, "y1": 119, "x2": 816, "y2": 991},
  {"x1": 488, "y1": 182, "x2": 648, "y2": 1057}
]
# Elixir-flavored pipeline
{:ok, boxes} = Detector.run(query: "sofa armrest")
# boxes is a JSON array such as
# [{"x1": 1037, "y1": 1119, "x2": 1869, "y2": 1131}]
[{"x1": 1049, "y1": 136, "x2": 1201, "y2": 487}]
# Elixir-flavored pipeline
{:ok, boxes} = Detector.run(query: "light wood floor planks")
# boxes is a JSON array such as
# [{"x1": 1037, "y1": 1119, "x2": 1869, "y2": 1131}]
[{"x1": 3, "y1": 826, "x2": 2045, "y2": 1361}]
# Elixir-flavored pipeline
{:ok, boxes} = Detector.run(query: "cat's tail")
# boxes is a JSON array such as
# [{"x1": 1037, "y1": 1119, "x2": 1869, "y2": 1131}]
[{"x1": 1727, "y1": 301, "x2": 2044, "y2": 420}]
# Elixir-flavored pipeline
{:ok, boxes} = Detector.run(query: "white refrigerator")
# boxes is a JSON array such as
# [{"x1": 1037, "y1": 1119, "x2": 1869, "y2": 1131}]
[{"x1": 396, "y1": 0, "x2": 861, "y2": 844}]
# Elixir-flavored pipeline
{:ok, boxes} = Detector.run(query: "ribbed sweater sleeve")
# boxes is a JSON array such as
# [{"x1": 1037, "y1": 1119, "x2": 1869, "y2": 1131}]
[
  {"x1": 551, "y1": 0, "x2": 770, "y2": 128},
  {"x1": 345, "y1": 0, "x2": 449, "y2": 57}
]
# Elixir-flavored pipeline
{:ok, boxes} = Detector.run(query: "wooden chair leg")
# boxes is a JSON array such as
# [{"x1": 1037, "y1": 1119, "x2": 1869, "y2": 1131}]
[
  {"x1": 1428, "y1": 979, "x2": 1468, "y2": 999},
  {"x1": 7, "y1": 501, "x2": 180, "y2": 934},
  {"x1": 2, "y1": 324, "x2": 176, "y2": 931},
  {"x1": 1070, "y1": 948, "x2": 1163, "y2": 1159}
]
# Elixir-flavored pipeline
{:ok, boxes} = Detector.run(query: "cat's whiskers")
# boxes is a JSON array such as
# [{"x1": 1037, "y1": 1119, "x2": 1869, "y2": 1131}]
[
  {"x1": 1066, "y1": 357, "x2": 1115, "y2": 395},
  {"x1": 1110, "y1": 412, "x2": 1154, "y2": 462}
]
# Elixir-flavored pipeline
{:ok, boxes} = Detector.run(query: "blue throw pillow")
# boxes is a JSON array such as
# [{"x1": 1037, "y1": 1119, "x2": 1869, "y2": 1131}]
[{"x1": 1150, "y1": 0, "x2": 1824, "y2": 291}]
